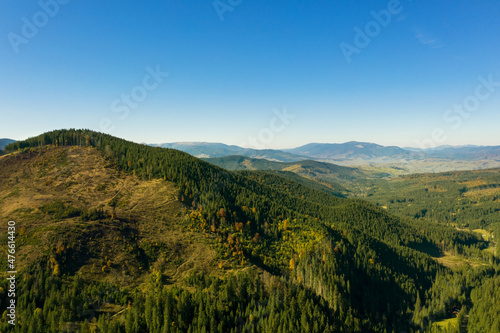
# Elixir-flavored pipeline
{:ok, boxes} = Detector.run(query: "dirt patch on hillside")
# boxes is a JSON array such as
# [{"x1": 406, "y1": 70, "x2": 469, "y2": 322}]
[{"x1": 0, "y1": 146, "x2": 217, "y2": 285}]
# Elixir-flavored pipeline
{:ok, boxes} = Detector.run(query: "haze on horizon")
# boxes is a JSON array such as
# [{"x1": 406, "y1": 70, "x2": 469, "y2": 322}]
[{"x1": 1, "y1": 1, "x2": 499, "y2": 149}]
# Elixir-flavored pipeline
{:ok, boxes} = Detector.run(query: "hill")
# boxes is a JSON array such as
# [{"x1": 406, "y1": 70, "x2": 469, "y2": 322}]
[
  {"x1": 202, "y1": 155, "x2": 372, "y2": 196},
  {"x1": 203, "y1": 155, "x2": 361, "y2": 178},
  {"x1": 361, "y1": 167, "x2": 500, "y2": 234},
  {"x1": 1, "y1": 129, "x2": 498, "y2": 332},
  {"x1": 0, "y1": 145, "x2": 215, "y2": 276},
  {"x1": 160, "y1": 141, "x2": 500, "y2": 173},
  {"x1": 424, "y1": 145, "x2": 500, "y2": 161},
  {"x1": 0, "y1": 138, "x2": 15, "y2": 151},
  {"x1": 285, "y1": 142, "x2": 500, "y2": 173},
  {"x1": 155, "y1": 142, "x2": 306, "y2": 162},
  {"x1": 285, "y1": 141, "x2": 420, "y2": 161}
]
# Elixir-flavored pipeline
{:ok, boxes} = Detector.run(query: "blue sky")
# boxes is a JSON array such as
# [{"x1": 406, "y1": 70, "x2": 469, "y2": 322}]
[{"x1": 1, "y1": 0, "x2": 499, "y2": 149}]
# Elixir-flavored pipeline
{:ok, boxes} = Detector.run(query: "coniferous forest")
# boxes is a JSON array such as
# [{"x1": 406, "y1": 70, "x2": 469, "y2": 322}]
[{"x1": 0, "y1": 129, "x2": 499, "y2": 332}]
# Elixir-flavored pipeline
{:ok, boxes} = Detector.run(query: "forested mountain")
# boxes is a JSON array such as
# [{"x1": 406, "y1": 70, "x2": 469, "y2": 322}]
[
  {"x1": 287, "y1": 142, "x2": 500, "y2": 162},
  {"x1": 423, "y1": 146, "x2": 500, "y2": 161},
  {"x1": 361, "y1": 168, "x2": 500, "y2": 246},
  {"x1": 203, "y1": 155, "x2": 370, "y2": 196},
  {"x1": 203, "y1": 155, "x2": 361, "y2": 178},
  {"x1": 158, "y1": 141, "x2": 500, "y2": 173},
  {"x1": 211, "y1": 154, "x2": 500, "y2": 243},
  {"x1": 285, "y1": 141, "x2": 419, "y2": 161},
  {"x1": 1, "y1": 129, "x2": 499, "y2": 332},
  {"x1": 0, "y1": 138, "x2": 15, "y2": 150},
  {"x1": 155, "y1": 142, "x2": 306, "y2": 162}
]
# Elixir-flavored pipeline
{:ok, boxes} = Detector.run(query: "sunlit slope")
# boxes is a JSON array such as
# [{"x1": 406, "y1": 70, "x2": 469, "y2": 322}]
[
  {"x1": 1, "y1": 129, "x2": 493, "y2": 332},
  {"x1": 0, "y1": 145, "x2": 216, "y2": 285}
]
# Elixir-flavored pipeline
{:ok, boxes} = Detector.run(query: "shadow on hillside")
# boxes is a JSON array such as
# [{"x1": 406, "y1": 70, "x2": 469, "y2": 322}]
[{"x1": 407, "y1": 241, "x2": 443, "y2": 257}]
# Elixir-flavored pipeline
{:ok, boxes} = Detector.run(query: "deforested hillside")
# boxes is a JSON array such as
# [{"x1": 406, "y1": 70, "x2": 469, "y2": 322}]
[{"x1": 1, "y1": 129, "x2": 498, "y2": 332}]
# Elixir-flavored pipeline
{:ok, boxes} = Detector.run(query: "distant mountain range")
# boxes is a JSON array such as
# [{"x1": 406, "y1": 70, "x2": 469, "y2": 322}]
[
  {"x1": 420, "y1": 145, "x2": 500, "y2": 161},
  {"x1": 154, "y1": 142, "x2": 306, "y2": 162},
  {"x1": 403, "y1": 144, "x2": 481, "y2": 151},
  {"x1": 284, "y1": 141, "x2": 422, "y2": 161},
  {"x1": 155, "y1": 141, "x2": 500, "y2": 164}
]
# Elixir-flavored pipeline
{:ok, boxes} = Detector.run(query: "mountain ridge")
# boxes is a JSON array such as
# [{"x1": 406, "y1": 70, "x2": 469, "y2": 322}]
[
  {"x1": 155, "y1": 140, "x2": 500, "y2": 162},
  {"x1": 2, "y1": 129, "x2": 497, "y2": 332}
]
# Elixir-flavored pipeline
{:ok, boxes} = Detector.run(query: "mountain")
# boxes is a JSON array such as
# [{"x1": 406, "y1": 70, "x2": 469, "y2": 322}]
[
  {"x1": 424, "y1": 145, "x2": 500, "y2": 161},
  {"x1": 2, "y1": 129, "x2": 498, "y2": 332},
  {"x1": 284, "y1": 142, "x2": 500, "y2": 173},
  {"x1": 155, "y1": 142, "x2": 306, "y2": 162},
  {"x1": 155, "y1": 141, "x2": 500, "y2": 171},
  {"x1": 363, "y1": 167, "x2": 500, "y2": 230},
  {"x1": 0, "y1": 138, "x2": 15, "y2": 150},
  {"x1": 157, "y1": 142, "x2": 243, "y2": 157},
  {"x1": 285, "y1": 141, "x2": 422, "y2": 161},
  {"x1": 202, "y1": 155, "x2": 373, "y2": 196},
  {"x1": 203, "y1": 155, "x2": 362, "y2": 177},
  {"x1": 404, "y1": 144, "x2": 481, "y2": 152}
]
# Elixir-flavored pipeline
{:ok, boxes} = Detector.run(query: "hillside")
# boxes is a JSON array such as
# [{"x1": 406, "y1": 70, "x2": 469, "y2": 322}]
[
  {"x1": 163, "y1": 141, "x2": 500, "y2": 173},
  {"x1": 285, "y1": 141, "x2": 420, "y2": 161},
  {"x1": 203, "y1": 155, "x2": 362, "y2": 178},
  {"x1": 0, "y1": 146, "x2": 215, "y2": 279},
  {"x1": 1, "y1": 129, "x2": 499, "y2": 332},
  {"x1": 424, "y1": 146, "x2": 500, "y2": 161},
  {"x1": 203, "y1": 155, "x2": 371, "y2": 195},
  {"x1": 156, "y1": 142, "x2": 306, "y2": 162},
  {"x1": 0, "y1": 138, "x2": 15, "y2": 151},
  {"x1": 361, "y1": 168, "x2": 500, "y2": 238}
]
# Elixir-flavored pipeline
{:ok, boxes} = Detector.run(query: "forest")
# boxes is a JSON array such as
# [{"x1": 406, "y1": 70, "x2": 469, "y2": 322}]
[
  {"x1": 361, "y1": 169, "x2": 500, "y2": 255},
  {"x1": 1, "y1": 129, "x2": 499, "y2": 332}
]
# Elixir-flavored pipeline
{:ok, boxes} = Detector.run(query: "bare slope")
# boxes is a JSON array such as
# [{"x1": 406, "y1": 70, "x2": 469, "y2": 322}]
[{"x1": 0, "y1": 146, "x2": 216, "y2": 286}]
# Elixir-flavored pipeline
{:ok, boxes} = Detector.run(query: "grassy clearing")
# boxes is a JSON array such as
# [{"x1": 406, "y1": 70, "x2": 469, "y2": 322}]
[
  {"x1": 433, "y1": 317, "x2": 459, "y2": 330},
  {"x1": 472, "y1": 229, "x2": 497, "y2": 256},
  {"x1": 472, "y1": 229, "x2": 493, "y2": 239},
  {"x1": 433, "y1": 251, "x2": 489, "y2": 270}
]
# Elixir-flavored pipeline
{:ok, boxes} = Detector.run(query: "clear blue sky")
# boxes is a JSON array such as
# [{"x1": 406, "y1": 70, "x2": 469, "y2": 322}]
[{"x1": 1, "y1": 0, "x2": 499, "y2": 149}]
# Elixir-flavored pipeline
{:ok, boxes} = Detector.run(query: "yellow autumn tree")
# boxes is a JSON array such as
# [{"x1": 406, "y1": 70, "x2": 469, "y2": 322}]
[
  {"x1": 289, "y1": 258, "x2": 295, "y2": 270},
  {"x1": 283, "y1": 219, "x2": 288, "y2": 231}
]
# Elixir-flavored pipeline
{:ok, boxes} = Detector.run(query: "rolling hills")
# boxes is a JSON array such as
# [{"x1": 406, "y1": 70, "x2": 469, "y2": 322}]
[
  {"x1": 157, "y1": 141, "x2": 500, "y2": 162},
  {"x1": 202, "y1": 155, "x2": 372, "y2": 196},
  {"x1": 202, "y1": 155, "x2": 363, "y2": 179},
  {"x1": 361, "y1": 168, "x2": 500, "y2": 234},
  {"x1": 155, "y1": 142, "x2": 306, "y2": 162},
  {"x1": 0, "y1": 145, "x2": 214, "y2": 280},
  {"x1": 156, "y1": 141, "x2": 500, "y2": 174},
  {"x1": 284, "y1": 141, "x2": 419, "y2": 161},
  {"x1": 1, "y1": 129, "x2": 498, "y2": 332},
  {"x1": 423, "y1": 145, "x2": 500, "y2": 161}
]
